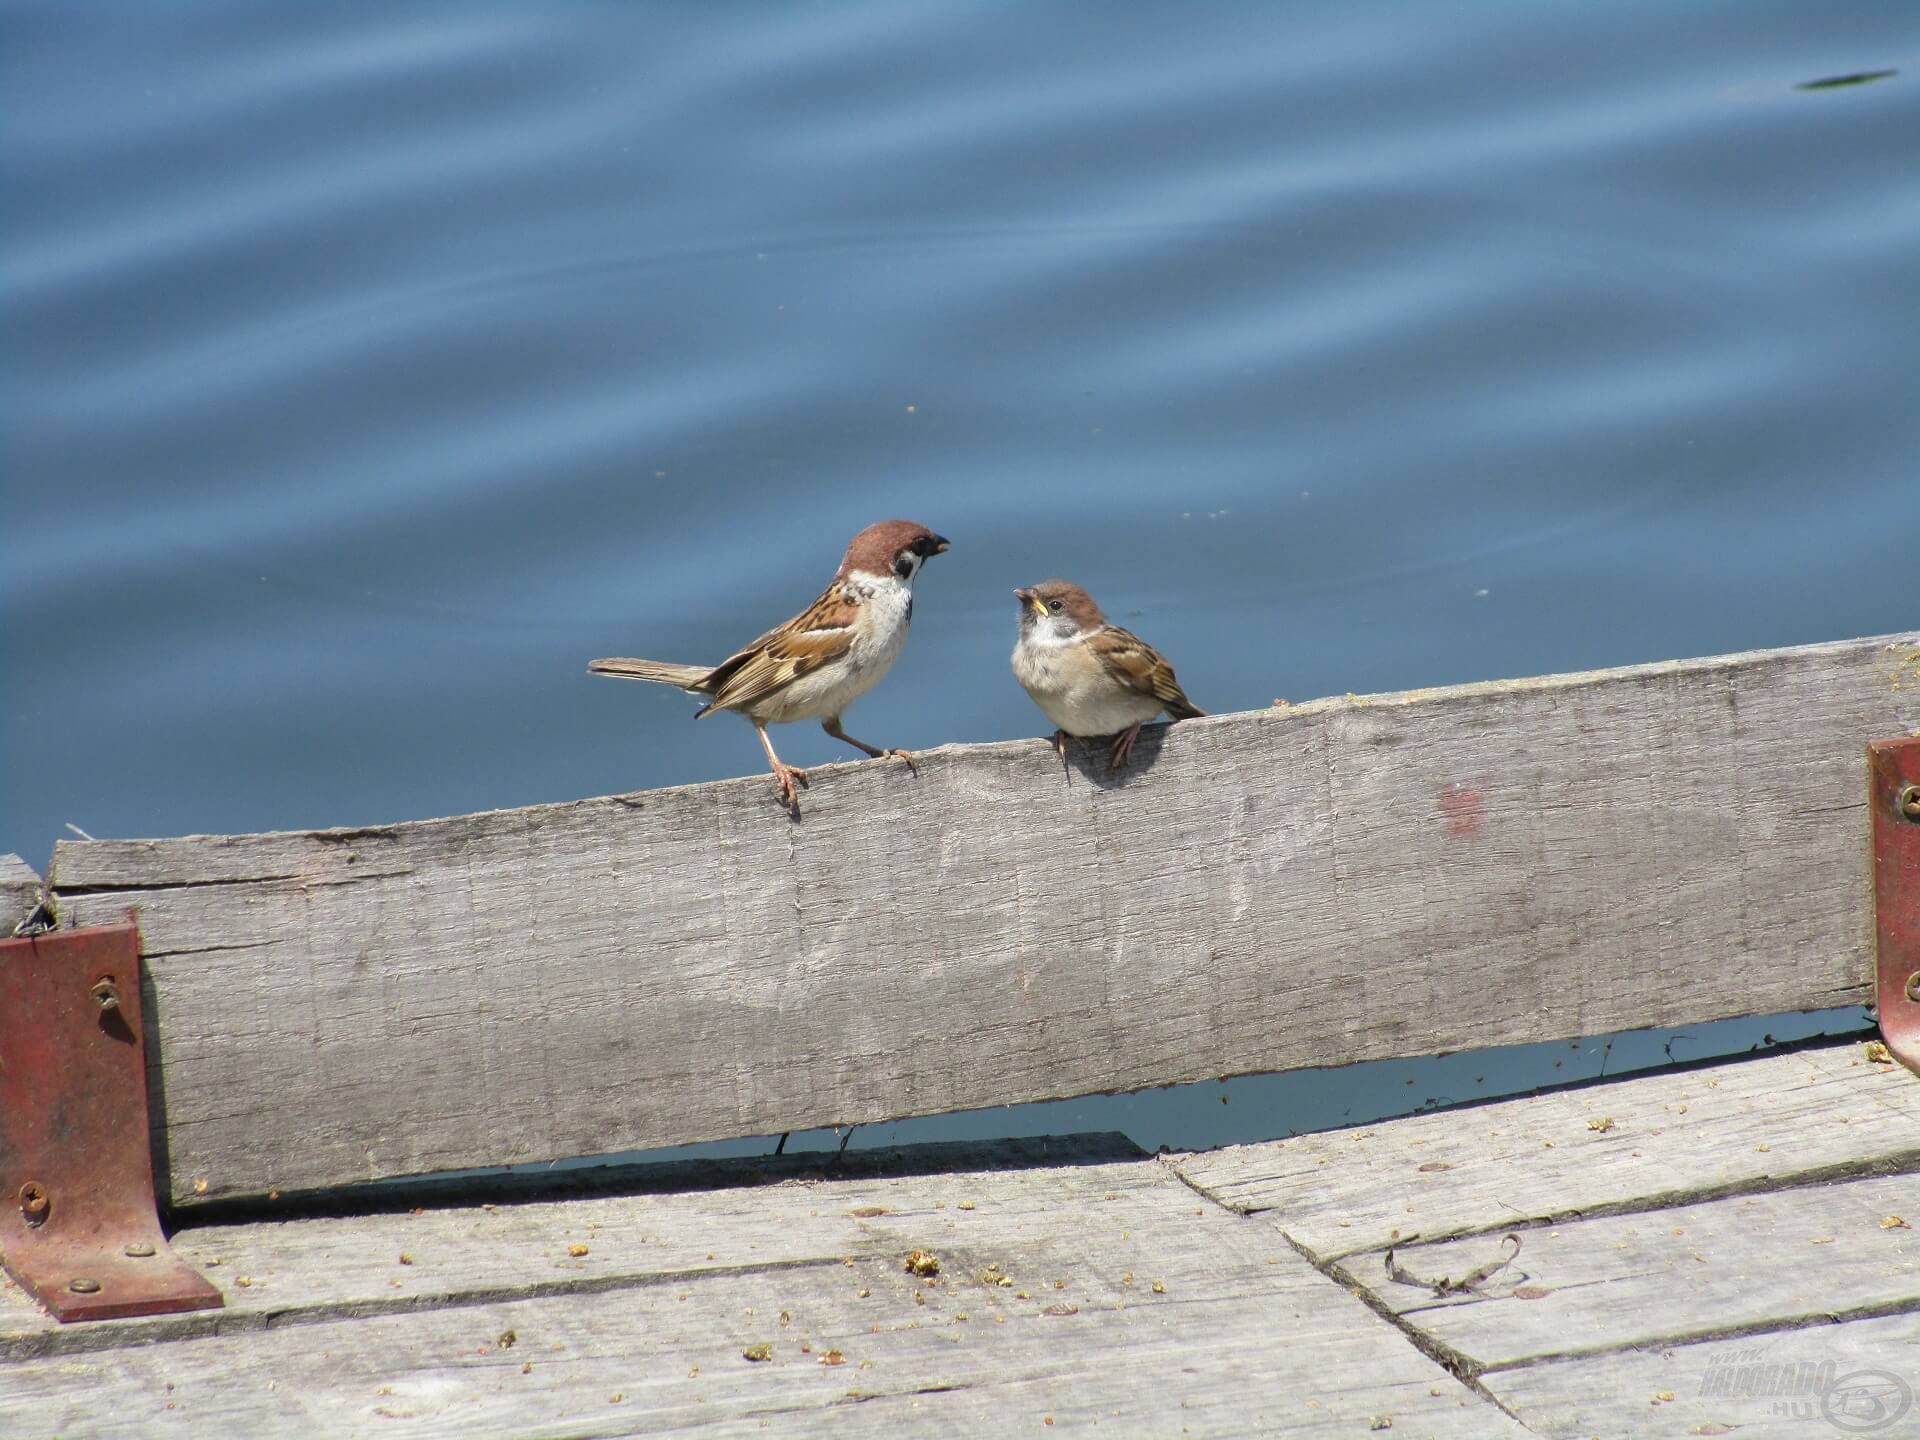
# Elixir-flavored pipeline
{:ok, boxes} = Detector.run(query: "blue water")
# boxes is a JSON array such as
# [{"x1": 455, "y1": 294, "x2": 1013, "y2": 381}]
[{"x1": 4, "y1": 3, "x2": 1915, "y2": 1151}]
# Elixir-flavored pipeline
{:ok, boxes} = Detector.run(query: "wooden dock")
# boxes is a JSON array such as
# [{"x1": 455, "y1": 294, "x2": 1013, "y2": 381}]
[{"x1": 4, "y1": 630, "x2": 1919, "y2": 1436}]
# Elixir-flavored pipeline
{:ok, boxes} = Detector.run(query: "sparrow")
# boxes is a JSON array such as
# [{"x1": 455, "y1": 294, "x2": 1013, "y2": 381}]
[
  {"x1": 1010, "y1": 579, "x2": 1204, "y2": 767},
  {"x1": 590, "y1": 520, "x2": 949, "y2": 811}
]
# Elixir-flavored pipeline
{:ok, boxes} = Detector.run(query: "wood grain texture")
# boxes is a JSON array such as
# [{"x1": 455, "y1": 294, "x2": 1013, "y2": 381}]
[
  {"x1": 0, "y1": 854, "x2": 41, "y2": 932},
  {"x1": 1354, "y1": 1172, "x2": 1920, "y2": 1368},
  {"x1": 1485, "y1": 1313, "x2": 1920, "y2": 1440},
  {"x1": 1172, "y1": 1041, "x2": 1920, "y2": 1259},
  {"x1": 47, "y1": 631, "x2": 1920, "y2": 1204},
  {"x1": 0, "y1": 1153, "x2": 1526, "y2": 1438}
]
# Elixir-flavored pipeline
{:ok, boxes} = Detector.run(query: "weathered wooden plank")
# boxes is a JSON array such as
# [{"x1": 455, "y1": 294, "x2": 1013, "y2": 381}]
[
  {"x1": 1172, "y1": 1040, "x2": 1920, "y2": 1258},
  {"x1": 0, "y1": 854, "x2": 41, "y2": 933},
  {"x1": 0, "y1": 1135, "x2": 1144, "y2": 1356},
  {"x1": 0, "y1": 1151, "x2": 1528, "y2": 1438},
  {"x1": 1486, "y1": 1312, "x2": 1919, "y2": 1439},
  {"x1": 48, "y1": 632, "x2": 1920, "y2": 1203},
  {"x1": 1349, "y1": 1172, "x2": 1920, "y2": 1369}
]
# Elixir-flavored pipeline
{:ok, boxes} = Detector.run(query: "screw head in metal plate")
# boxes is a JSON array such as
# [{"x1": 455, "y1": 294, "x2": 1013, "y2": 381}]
[
  {"x1": 124, "y1": 1242, "x2": 157, "y2": 1258},
  {"x1": 1900, "y1": 785, "x2": 1920, "y2": 822},
  {"x1": 1907, "y1": 971, "x2": 1920, "y2": 1004},
  {"x1": 18, "y1": 1182, "x2": 49, "y2": 1226},
  {"x1": 68, "y1": 1278, "x2": 102, "y2": 1294}
]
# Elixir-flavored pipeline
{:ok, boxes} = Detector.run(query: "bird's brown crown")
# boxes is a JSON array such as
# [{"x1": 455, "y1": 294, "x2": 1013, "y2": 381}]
[
  {"x1": 1019, "y1": 579, "x2": 1106, "y2": 629},
  {"x1": 838, "y1": 520, "x2": 949, "y2": 578}
]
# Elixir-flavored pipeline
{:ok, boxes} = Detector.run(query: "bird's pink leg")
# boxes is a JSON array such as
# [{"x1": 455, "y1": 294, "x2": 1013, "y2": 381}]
[
  {"x1": 822, "y1": 717, "x2": 914, "y2": 770},
  {"x1": 755, "y1": 722, "x2": 809, "y2": 811},
  {"x1": 1109, "y1": 723, "x2": 1143, "y2": 768}
]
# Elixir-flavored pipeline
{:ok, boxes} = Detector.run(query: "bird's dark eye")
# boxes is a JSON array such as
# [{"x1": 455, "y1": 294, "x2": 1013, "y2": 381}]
[
  {"x1": 1047, "y1": 599, "x2": 1063, "y2": 613},
  {"x1": 912, "y1": 536, "x2": 934, "y2": 557}
]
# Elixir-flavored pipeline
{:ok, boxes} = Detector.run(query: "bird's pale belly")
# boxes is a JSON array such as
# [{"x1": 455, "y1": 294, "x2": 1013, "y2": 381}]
[
  {"x1": 1013, "y1": 645, "x2": 1163, "y2": 736},
  {"x1": 752, "y1": 598, "x2": 911, "y2": 724}
]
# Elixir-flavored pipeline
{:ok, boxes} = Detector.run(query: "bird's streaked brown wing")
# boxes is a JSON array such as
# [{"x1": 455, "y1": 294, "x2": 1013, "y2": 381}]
[
  {"x1": 696, "y1": 585, "x2": 862, "y2": 717},
  {"x1": 1087, "y1": 626, "x2": 1205, "y2": 720}
]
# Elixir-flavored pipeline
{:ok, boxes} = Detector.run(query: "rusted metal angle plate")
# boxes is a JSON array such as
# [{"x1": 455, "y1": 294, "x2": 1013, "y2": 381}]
[
  {"x1": 1870, "y1": 736, "x2": 1920, "y2": 1074},
  {"x1": 0, "y1": 921, "x2": 224, "y2": 1322}
]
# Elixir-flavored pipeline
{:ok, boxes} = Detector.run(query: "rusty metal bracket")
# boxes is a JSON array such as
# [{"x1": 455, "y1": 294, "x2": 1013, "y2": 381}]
[
  {"x1": 0, "y1": 921, "x2": 223, "y2": 1322},
  {"x1": 1870, "y1": 737, "x2": 1920, "y2": 1074}
]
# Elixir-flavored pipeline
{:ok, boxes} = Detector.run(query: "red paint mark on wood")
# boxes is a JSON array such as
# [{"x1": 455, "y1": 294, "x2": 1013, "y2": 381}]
[{"x1": 1440, "y1": 785, "x2": 1484, "y2": 839}]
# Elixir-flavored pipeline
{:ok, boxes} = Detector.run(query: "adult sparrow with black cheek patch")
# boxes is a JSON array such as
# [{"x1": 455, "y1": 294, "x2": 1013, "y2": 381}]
[
  {"x1": 591, "y1": 519, "x2": 949, "y2": 812},
  {"x1": 1010, "y1": 579, "x2": 1204, "y2": 768}
]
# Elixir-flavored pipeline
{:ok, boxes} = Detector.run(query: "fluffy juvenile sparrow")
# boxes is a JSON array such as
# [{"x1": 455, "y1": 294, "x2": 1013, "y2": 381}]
[
  {"x1": 591, "y1": 520, "x2": 950, "y2": 811},
  {"x1": 1010, "y1": 579, "x2": 1204, "y2": 767}
]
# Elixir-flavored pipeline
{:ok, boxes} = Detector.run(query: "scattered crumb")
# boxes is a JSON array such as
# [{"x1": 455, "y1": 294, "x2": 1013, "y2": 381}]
[
  {"x1": 1151, "y1": 1280, "x2": 1166, "y2": 1294},
  {"x1": 904, "y1": 1250, "x2": 940, "y2": 1277},
  {"x1": 1883, "y1": 1215, "x2": 1910, "y2": 1230},
  {"x1": 1866, "y1": 1040, "x2": 1893, "y2": 1064},
  {"x1": 742, "y1": 1344, "x2": 773, "y2": 1362},
  {"x1": 1810, "y1": 1236, "x2": 1836, "y2": 1245},
  {"x1": 497, "y1": 1330, "x2": 516, "y2": 1349},
  {"x1": 820, "y1": 1350, "x2": 845, "y2": 1367},
  {"x1": 1586, "y1": 1117, "x2": 1615, "y2": 1134},
  {"x1": 193, "y1": 1179, "x2": 208, "y2": 1196},
  {"x1": 567, "y1": 1244, "x2": 589, "y2": 1258},
  {"x1": 398, "y1": 1253, "x2": 414, "y2": 1266},
  {"x1": 957, "y1": 1200, "x2": 976, "y2": 1211}
]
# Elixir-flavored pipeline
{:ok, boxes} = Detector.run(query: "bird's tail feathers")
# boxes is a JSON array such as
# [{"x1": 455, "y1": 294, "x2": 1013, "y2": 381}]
[
  {"x1": 588, "y1": 657, "x2": 715, "y2": 692},
  {"x1": 1166, "y1": 694, "x2": 1206, "y2": 722}
]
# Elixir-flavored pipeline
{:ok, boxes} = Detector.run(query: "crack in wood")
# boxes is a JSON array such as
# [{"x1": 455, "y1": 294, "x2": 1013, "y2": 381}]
[
  {"x1": 1475, "y1": 1292, "x2": 1920, "y2": 1375},
  {"x1": 1307, "y1": 1149, "x2": 1920, "y2": 1265},
  {"x1": 0, "y1": 1254, "x2": 852, "y2": 1364}
]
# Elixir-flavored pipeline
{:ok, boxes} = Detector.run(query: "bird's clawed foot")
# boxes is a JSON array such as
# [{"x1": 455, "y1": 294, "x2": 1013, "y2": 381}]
[
  {"x1": 1109, "y1": 723, "x2": 1143, "y2": 769},
  {"x1": 823, "y1": 719, "x2": 916, "y2": 773},
  {"x1": 772, "y1": 761, "x2": 810, "y2": 812}
]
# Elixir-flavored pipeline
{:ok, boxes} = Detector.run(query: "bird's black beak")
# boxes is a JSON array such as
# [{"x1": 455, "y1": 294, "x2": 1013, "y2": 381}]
[{"x1": 930, "y1": 535, "x2": 950, "y2": 555}]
